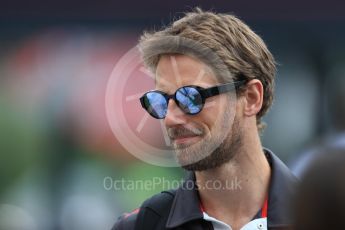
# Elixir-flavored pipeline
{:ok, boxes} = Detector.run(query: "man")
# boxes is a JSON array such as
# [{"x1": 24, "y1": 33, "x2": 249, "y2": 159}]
[{"x1": 112, "y1": 8, "x2": 297, "y2": 230}]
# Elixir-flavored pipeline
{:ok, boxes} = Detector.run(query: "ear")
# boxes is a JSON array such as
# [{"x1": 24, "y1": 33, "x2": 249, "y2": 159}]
[{"x1": 242, "y1": 79, "x2": 264, "y2": 117}]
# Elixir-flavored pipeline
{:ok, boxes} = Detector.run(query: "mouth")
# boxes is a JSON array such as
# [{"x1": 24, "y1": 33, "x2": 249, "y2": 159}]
[
  {"x1": 167, "y1": 125, "x2": 204, "y2": 146},
  {"x1": 172, "y1": 135, "x2": 201, "y2": 145}
]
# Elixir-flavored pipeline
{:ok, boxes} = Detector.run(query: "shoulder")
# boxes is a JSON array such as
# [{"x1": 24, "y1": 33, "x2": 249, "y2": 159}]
[
  {"x1": 111, "y1": 208, "x2": 139, "y2": 230},
  {"x1": 111, "y1": 190, "x2": 176, "y2": 230}
]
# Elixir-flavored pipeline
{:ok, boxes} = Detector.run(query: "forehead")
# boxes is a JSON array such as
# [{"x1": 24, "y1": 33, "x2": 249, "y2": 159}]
[{"x1": 155, "y1": 54, "x2": 218, "y2": 92}]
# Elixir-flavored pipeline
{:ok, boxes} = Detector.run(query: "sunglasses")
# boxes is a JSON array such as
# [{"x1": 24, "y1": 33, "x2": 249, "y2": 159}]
[{"x1": 139, "y1": 80, "x2": 247, "y2": 119}]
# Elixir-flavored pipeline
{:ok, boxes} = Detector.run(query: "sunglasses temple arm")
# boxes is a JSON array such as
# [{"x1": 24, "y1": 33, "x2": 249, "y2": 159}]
[{"x1": 200, "y1": 80, "x2": 245, "y2": 99}]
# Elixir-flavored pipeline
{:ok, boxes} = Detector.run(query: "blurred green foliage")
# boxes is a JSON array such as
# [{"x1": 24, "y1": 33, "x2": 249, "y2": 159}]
[{"x1": 0, "y1": 97, "x2": 42, "y2": 197}]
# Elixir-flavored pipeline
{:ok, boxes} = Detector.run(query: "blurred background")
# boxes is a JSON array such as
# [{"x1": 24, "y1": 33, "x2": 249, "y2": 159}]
[{"x1": 1, "y1": 0, "x2": 345, "y2": 229}]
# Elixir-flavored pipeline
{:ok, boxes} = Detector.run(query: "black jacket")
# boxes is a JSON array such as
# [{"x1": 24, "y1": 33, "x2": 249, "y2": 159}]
[{"x1": 112, "y1": 149, "x2": 298, "y2": 230}]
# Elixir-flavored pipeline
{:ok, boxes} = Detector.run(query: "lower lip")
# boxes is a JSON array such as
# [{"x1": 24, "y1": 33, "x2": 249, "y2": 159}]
[{"x1": 173, "y1": 136, "x2": 201, "y2": 145}]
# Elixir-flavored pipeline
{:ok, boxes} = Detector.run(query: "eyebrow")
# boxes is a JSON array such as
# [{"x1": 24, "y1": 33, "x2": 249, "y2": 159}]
[{"x1": 155, "y1": 85, "x2": 172, "y2": 94}]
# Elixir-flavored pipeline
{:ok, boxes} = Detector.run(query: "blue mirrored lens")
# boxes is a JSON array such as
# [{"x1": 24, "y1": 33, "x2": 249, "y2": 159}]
[
  {"x1": 144, "y1": 92, "x2": 168, "y2": 118},
  {"x1": 176, "y1": 87, "x2": 203, "y2": 114}
]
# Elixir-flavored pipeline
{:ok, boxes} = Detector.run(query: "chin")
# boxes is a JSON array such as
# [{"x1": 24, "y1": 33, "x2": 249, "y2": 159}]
[
  {"x1": 175, "y1": 151, "x2": 219, "y2": 172},
  {"x1": 175, "y1": 148, "x2": 201, "y2": 167}
]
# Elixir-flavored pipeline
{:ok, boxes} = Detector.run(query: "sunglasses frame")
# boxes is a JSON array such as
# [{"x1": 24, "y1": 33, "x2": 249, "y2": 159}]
[{"x1": 140, "y1": 80, "x2": 247, "y2": 119}]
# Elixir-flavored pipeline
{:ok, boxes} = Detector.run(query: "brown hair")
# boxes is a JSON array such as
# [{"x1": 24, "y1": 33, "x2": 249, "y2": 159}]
[{"x1": 138, "y1": 8, "x2": 276, "y2": 131}]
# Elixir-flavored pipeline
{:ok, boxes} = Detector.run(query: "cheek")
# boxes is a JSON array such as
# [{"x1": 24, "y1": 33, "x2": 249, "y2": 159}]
[
  {"x1": 204, "y1": 95, "x2": 229, "y2": 115},
  {"x1": 195, "y1": 97, "x2": 228, "y2": 131}
]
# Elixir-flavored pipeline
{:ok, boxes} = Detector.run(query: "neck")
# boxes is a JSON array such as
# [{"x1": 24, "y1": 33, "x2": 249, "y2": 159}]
[{"x1": 195, "y1": 128, "x2": 271, "y2": 229}]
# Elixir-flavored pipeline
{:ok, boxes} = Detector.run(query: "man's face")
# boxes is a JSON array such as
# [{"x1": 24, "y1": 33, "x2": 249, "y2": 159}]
[{"x1": 155, "y1": 54, "x2": 243, "y2": 171}]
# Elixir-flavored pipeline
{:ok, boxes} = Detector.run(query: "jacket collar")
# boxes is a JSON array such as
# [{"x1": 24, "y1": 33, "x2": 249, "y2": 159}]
[
  {"x1": 264, "y1": 148, "x2": 298, "y2": 228},
  {"x1": 166, "y1": 172, "x2": 203, "y2": 228},
  {"x1": 166, "y1": 149, "x2": 298, "y2": 228}
]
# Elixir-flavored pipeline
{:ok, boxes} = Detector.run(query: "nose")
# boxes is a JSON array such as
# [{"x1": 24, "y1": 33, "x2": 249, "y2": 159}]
[{"x1": 164, "y1": 99, "x2": 187, "y2": 127}]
